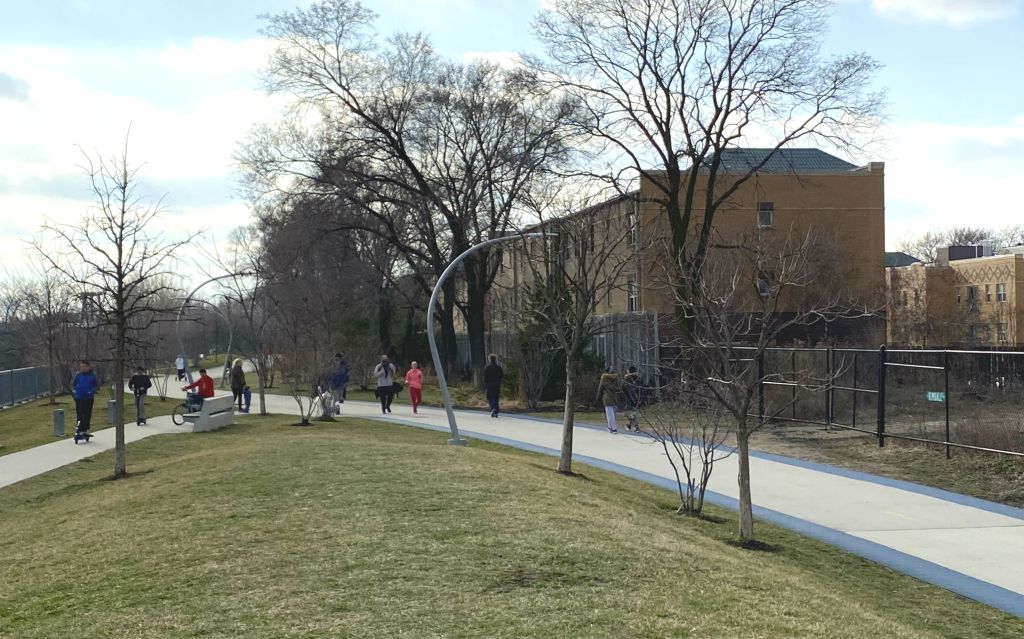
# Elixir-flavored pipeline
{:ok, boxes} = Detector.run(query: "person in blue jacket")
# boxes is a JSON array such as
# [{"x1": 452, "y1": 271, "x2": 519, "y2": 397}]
[
  {"x1": 71, "y1": 360, "x2": 100, "y2": 435},
  {"x1": 329, "y1": 353, "x2": 350, "y2": 415}
]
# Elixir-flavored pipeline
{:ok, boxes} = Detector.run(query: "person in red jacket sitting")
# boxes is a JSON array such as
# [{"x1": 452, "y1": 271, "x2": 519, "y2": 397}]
[{"x1": 181, "y1": 368, "x2": 215, "y2": 410}]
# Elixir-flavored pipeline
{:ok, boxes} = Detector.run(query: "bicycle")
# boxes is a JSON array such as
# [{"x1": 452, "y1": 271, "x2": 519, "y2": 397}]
[{"x1": 171, "y1": 392, "x2": 204, "y2": 426}]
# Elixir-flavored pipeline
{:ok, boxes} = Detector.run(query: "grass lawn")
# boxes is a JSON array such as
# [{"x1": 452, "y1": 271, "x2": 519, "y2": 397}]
[
  {"x1": 1, "y1": 417, "x2": 1021, "y2": 638},
  {"x1": 0, "y1": 394, "x2": 177, "y2": 456}
]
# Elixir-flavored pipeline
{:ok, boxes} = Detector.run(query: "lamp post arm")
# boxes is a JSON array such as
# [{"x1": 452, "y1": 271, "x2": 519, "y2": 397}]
[{"x1": 428, "y1": 233, "x2": 545, "y2": 446}]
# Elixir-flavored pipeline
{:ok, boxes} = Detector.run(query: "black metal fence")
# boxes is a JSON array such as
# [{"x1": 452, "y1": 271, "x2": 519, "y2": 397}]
[
  {"x1": 747, "y1": 346, "x2": 1024, "y2": 458},
  {"x1": 0, "y1": 366, "x2": 52, "y2": 407}
]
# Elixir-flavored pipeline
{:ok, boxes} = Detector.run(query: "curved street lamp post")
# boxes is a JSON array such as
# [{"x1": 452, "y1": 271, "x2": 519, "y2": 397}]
[{"x1": 428, "y1": 233, "x2": 546, "y2": 446}]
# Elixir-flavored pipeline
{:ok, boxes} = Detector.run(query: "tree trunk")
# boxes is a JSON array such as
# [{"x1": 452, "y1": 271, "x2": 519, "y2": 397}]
[
  {"x1": 257, "y1": 354, "x2": 269, "y2": 416},
  {"x1": 378, "y1": 284, "x2": 393, "y2": 356},
  {"x1": 46, "y1": 326, "x2": 56, "y2": 405},
  {"x1": 113, "y1": 319, "x2": 127, "y2": 478},
  {"x1": 736, "y1": 427, "x2": 755, "y2": 541},
  {"x1": 464, "y1": 291, "x2": 487, "y2": 388},
  {"x1": 438, "y1": 296, "x2": 458, "y2": 378},
  {"x1": 557, "y1": 361, "x2": 576, "y2": 474}
]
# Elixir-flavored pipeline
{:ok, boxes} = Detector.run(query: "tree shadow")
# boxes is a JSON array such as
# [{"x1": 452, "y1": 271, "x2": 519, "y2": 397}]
[{"x1": 726, "y1": 539, "x2": 783, "y2": 553}]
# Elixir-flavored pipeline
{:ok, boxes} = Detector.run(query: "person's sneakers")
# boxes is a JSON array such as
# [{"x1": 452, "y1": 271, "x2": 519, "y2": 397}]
[
  {"x1": 609, "y1": 427, "x2": 617, "y2": 433},
  {"x1": 490, "y1": 409, "x2": 498, "y2": 418}
]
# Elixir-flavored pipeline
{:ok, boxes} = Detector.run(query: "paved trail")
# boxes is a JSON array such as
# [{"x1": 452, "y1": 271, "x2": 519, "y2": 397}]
[{"x1": 3, "y1": 390, "x2": 1023, "y2": 617}]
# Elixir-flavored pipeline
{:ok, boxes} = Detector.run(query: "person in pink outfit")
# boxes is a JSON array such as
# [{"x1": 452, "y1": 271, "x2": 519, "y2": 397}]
[{"x1": 405, "y1": 361, "x2": 424, "y2": 413}]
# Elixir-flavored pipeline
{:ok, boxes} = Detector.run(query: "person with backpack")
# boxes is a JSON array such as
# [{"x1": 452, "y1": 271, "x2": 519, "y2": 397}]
[
  {"x1": 128, "y1": 366, "x2": 152, "y2": 426},
  {"x1": 71, "y1": 360, "x2": 100, "y2": 437},
  {"x1": 373, "y1": 355, "x2": 397, "y2": 414},
  {"x1": 597, "y1": 367, "x2": 620, "y2": 434},
  {"x1": 174, "y1": 355, "x2": 186, "y2": 381},
  {"x1": 483, "y1": 354, "x2": 504, "y2": 418},
  {"x1": 229, "y1": 359, "x2": 246, "y2": 411}
]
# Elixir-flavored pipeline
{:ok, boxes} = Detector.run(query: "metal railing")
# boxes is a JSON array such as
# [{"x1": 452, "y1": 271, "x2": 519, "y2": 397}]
[
  {"x1": 739, "y1": 346, "x2": 1024, "y2": 459},
  {"x1": 0, "y1": 366, "x2": 52, "y2": 407}
]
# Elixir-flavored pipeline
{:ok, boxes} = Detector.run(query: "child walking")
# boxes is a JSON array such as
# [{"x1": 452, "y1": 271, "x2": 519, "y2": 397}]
[{"x1": 405, "y1": 361, "x2": 424, "y2": 414}]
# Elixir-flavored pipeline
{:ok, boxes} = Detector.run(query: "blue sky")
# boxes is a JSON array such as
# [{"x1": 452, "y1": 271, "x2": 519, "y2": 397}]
[{"x1": 1, "y1": 0, "x2": 1022, "y2": 268}]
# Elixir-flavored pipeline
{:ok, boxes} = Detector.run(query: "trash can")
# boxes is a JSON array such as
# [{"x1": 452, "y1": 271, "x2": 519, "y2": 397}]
[
  {"x1": 108, "y1": 399, "x2": 117, "y2": 425},
  {"x1": 53, "y1": 409, "x2": 65, "y2": 437}
]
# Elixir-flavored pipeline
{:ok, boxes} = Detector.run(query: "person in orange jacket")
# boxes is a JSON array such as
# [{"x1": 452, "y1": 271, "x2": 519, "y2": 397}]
[
  {"x1": 405, "y1": 361, "x2": 424, "y2": 414},
  {"x1": 181, "y1": 368, "x2": 215, "y2": 409}
]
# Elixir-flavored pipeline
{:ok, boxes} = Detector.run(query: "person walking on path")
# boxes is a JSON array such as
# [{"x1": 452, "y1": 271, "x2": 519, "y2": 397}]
[
  {"x1": 175, "y1": 355, "x2": 186, "y2": 381},
  {"x1": 329, "y1": 353, "x2": 350, "y2": 415},
  {"x1": 229, "y1": 359, "x2": 247, "y2": 411},
  {"x1": 597, "y1": 367, "x2": 620, "y2": 433},
  {"x1": 483, "y1": 354, "x2": 504, "y2": 418},
  {"x1": 622, "y1": 365, "x2": 641, "y2": 432},
  {"x1": 373, "y1": 355, "x2": 397, "y2": 414},
  {"x1": 128, "y1": 366, "x2": 152, "y2": 425},
  {"x1": 71, "y1": 360, "x2": 100, "y2": 436},
  {"x1": 405, "y1": 361, "x2": 424, "y2": 414}
]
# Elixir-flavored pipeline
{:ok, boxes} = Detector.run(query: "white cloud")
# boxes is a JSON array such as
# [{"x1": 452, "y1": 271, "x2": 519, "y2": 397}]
[
  {"x1": 871, "y1": 0, "x2": 1021, "y2": 25},
  {"x1": 0, "y1": 38, "x2": 283, "y2": 272},
  {"x1": 883, "y1": 115, "x2": 1024, "y2": 247}
]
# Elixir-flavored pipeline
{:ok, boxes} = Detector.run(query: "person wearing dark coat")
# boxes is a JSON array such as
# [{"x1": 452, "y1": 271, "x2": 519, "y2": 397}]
[
  {"x1": 229, "y1": 359, "x2": 247, "y2": 411},
  {"x1": 128, "y1": 367, "x2": 152, "y2": 425},
  {"x1": 483, "y1": 353, "x2": 504, "y2": 418}
]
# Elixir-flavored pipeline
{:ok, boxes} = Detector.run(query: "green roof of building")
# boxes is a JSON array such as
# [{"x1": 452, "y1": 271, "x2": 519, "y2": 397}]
[
  {"x1": 715, "y1": 148, "x2": 860, "y2": 174},
  {"x1": 885, "y1": 251, "x2": 922, "y2": 268}
]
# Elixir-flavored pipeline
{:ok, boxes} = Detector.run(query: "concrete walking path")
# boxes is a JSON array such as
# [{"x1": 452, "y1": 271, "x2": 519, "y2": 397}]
[{"x1": 3, "y1": 390, "x2": 1023, "y2": 617}]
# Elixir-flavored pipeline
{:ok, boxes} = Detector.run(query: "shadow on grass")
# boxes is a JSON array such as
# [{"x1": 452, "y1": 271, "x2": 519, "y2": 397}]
[
  {"x1": 105, "y1": 469, "x2": 156, "y2": 482},
  {"x1": 726, "y1": 539, "x2": 784, "y2": 553}
]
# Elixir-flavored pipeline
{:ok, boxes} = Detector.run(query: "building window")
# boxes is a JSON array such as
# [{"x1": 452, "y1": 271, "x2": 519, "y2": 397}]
[
  {"x1": 985, "y1": 284, "x2": 991, "y2": 302},
  {"x1": 757, "y1": 202, "x2": 774, "y2": 229},
  {"x1": 997, "y1": 322, "x2": 1009, "y2": 343},
  {"x1": 627, "y1": 279, "x2": 639, "y2": 312},
  {"x1": 967, "y1": 286, "x2": 978, "y2": 305},
  {"x1": 955, "y1": 287, "x2": 961, "y2": 304},
  {"x1": 997, "y1": 283, "x2": 1007, "y2": 302},
  {"x1": 626, "y1": 208, "x2": 637, "y2": 247},
  {"x1": 757, "y1": 271, "x2": 776, "y2": 297},
  {"x1": 914, "y1": 290, "x2": 920, "y2": 304}
]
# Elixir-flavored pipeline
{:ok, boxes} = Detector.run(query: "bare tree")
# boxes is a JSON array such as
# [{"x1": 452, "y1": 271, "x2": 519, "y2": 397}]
[
  {"x1": 668, "y1": 228, "x2": 872, "y2": 541},
  {"x1": 211, "y1": 227, "x2": 275, "y2": 416},
  {"x1": 249, "y1": 0, "x2": 576, "y2": 381},
  {"x1": 640, "y1": 386, "x2": 732, "y2": 517},
  {"x1": 533, "y1": 0, "x2": 883, "y2": 313},
  {"x1": 519, "y1": 184, "x2": 637, "y2": 474},
  {"x1": 19, "y1": 258, "x2": 77, "y2": 404},
  {"x1": 898, "y1": 226, "x2": 994, "y2": 263},
  {"x1": 36, "y1": 134, "x2": 194, "y2": 478}
]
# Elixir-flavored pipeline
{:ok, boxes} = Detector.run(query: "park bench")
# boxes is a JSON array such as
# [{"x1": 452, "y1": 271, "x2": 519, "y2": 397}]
[{"x1": 184, "y1": 395, "x2": 235, "y2": 433}]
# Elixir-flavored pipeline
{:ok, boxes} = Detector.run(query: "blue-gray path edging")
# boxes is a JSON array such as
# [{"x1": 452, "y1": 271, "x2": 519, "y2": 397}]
[{"x1": 368, "y1": 414, "x2": 1024, "y2": 618}]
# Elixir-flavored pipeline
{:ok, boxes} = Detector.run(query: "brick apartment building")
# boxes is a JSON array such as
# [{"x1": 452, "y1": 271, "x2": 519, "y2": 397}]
[
  {"x1": 491, "y1": 148, "x2": 887, "y2": 348},
  {"x1": 888, "y1": 245, "x2": 1024, "y2": 347}
]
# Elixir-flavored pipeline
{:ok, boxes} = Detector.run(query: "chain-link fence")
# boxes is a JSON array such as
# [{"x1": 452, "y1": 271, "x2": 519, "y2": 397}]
[{"x1": 0, "y1": 366, "x2": 52, "y2": 407}]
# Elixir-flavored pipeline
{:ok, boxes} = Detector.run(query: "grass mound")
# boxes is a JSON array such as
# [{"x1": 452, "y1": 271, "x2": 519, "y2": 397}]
[{"x1": 0, "y1": 417, "x2": 1020, "y2": 638}]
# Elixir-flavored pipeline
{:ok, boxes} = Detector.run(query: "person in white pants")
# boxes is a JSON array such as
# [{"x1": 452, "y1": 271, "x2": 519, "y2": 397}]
[{"x1": 597, "y1": 368, "x2": 620, "y2": 433}]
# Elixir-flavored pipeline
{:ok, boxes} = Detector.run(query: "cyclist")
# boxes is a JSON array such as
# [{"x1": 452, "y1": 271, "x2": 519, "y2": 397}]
[{"x1": 181, "y1": 368, "x2": 215, "y2": 410}]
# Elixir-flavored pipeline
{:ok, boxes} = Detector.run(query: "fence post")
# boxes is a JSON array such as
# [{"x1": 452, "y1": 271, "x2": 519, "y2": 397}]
[
  {"x1": 852, "y1": 352, "x2": 858, "y2": 429},
  {"x1": 825, "y1": 347, "x2": 834, "y2": 430},
  {"x1": 876, "y1": 344, "x2": 887, "y2": 447},
  {"x1": 757, "y1": 350, "x2": 765, "y2": 425},
  {"x1": 791, "y1": 349, "x2": 797, "y2": 421},
  {"x1": 944, "y1": 350, "x2": 951, "y2": 460}
]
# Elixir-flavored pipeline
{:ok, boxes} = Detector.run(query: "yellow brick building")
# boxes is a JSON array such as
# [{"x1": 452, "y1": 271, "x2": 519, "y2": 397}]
[
  {"x1": 493, "y1": 148, "x2": 887, "y2": 344},
  {"x1": 888, "y1": 250, "x2": 1024, "y2": 347}
]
